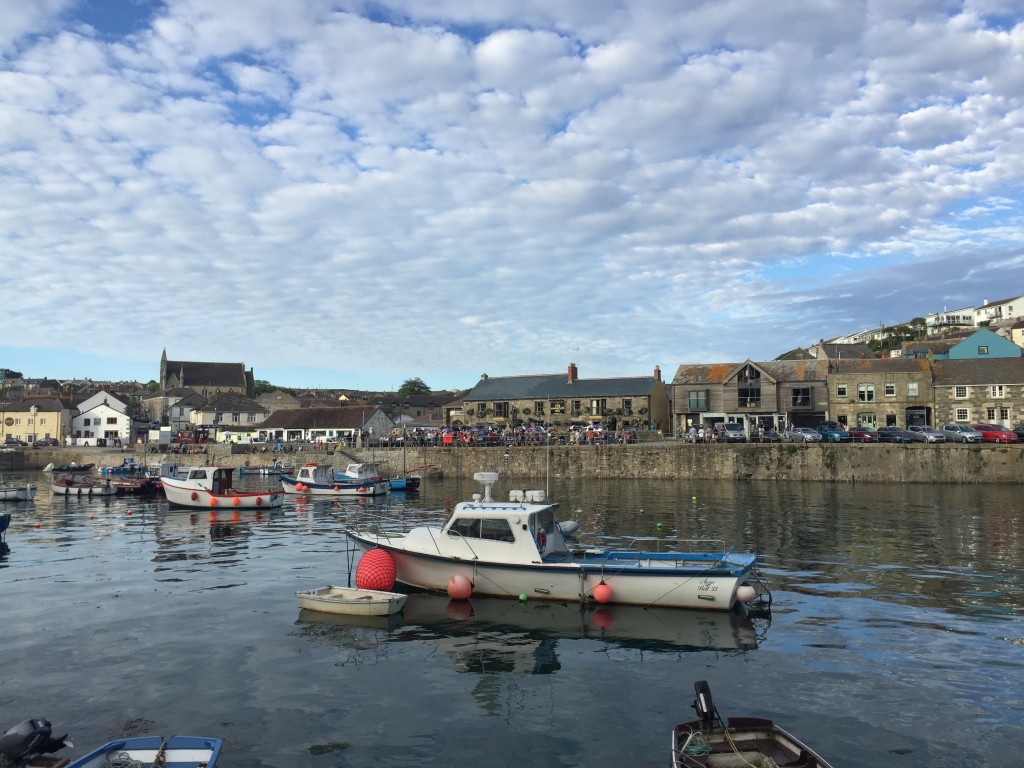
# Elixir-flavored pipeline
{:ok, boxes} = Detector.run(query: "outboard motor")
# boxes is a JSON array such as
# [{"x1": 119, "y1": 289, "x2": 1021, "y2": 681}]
[
  {"x1": 0, "y1": 719, "x2": 70, "y2": 766},
  {"x1": 692, "y1": 681, "x2": 716, "y2": 725}
]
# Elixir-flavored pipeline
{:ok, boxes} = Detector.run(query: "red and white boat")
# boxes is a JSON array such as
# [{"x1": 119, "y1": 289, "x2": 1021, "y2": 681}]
[{"x1": 161, "y1": 466, "x2": 283, "y2": 509}]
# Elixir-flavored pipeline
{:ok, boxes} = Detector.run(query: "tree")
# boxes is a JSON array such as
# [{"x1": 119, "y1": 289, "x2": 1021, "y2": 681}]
[
  {"x1": 254, "y1": 379, "x2": 275, "y2": 395},
  {"x1": 0, "y1": 368, "x2": 23, "y2": 381},
  {"x1": 397, "y1": 378, "x2": 430, "y2": 396}
]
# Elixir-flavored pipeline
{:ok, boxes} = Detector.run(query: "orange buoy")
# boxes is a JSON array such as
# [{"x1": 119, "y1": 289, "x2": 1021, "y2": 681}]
[
  {"x1": 233, "y1": 496, "x2": 240, "y2": 507},
  {"x1": 355, "y1": 548, "x2": 397, "y2": 591},
  {"x1": 210, "y1": 497, "x2": 218, "y2": 507},
  {"x1": 447, "y1": 573, "x2": 473, "y2": 600},
  {"x1": 593, "y1": 582, "x2": 613, "y2": 604}
]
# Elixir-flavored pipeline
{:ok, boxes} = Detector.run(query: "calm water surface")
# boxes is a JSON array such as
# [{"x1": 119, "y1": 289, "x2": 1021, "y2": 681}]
[{"x1": 2, "y1": 471, "x2": 1022, "y2": 767}]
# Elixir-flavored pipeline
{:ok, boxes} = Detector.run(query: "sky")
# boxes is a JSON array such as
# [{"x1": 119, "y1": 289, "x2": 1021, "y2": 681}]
[{"x1": 2, "y1": 0, "x2": 1023, "y2": 392}]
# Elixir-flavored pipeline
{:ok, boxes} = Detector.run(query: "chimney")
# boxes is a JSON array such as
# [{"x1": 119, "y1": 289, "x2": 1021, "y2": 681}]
[
  {"x1": 654, "y1": 365, "x2": 661, "y2": 382},
  {"x1": 567, "y1": 363, "x2": 578, "y2": 384}
]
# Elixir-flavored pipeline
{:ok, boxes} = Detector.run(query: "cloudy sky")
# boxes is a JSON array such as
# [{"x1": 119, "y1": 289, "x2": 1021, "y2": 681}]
[{"x1": 2, "y1": 1, "x2": 1023, "y2": 392}]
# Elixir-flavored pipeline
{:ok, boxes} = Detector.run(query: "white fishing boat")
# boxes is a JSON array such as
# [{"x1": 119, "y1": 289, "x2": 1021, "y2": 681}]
[
  {"x1": 0, "y1": 474, "x2": 35, "y2": 502},
  {"x1": 281, "y1": 463, "x2": 389, "y2": 497},
  {"x1": 161, "y1": 466, "x2": 283, "y2": 509},
  {"x1": 295, "y1": 585, "x2": 408, "y2": 616},
  {"x1": 50, "y1": 474, "x2": 117, "y2": 497},
  {"x1": 347, "y1": 473, "x2": 770, "y2": 612}
]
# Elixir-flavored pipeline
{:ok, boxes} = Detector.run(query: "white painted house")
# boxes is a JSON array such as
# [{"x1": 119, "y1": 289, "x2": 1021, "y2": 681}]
[{"x1": 69, "y1": 391, "x2": 132, "y2": 447}]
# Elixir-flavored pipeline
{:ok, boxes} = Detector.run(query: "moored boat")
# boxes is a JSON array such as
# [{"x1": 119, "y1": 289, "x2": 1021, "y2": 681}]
[
  {"x1": 672, "y1": 681, "x2": 833, "y2": 767},
  {"x1": 50, "y1": 474, "x2": 117, "y2": 497},
  {"x1": 347, "y1": 473, "x2": 770, "y2": 611},
  {"x1": 238, "y1": 461, "x2": 295, "y2": 477},
  {"x1": 0, "y1": 473, "x2": 36, "y2": 502},
  {"x1": 282, "y1": 463, "x2": 389, "y2": 497},
  {"x1": 66, "y1": 735, "x2": 223, "y2": 768},
  {"x1": 295, "y1": 585, "x2": 408, "y2": 616},
  {"x1": 45, "y1": 462, "x2": 95, "y2": 474},
  {"x1": 161, "y1": 466, "x2": 283, "y2": 509},
  {"x1": 334, "y1": 463, "x2": 390, "y2": 496},
  {"x1": 388, "y1": 475, "x2": 421, "y2": 491}
]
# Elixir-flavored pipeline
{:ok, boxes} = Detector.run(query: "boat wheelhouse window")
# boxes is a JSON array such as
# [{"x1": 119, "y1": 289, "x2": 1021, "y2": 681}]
[
  {"x1": 188, "y1": 469, "x2": 208, "y2": 479},
  {"x1": 449, "y1": 517, "x2": 515, "y2": 542}
]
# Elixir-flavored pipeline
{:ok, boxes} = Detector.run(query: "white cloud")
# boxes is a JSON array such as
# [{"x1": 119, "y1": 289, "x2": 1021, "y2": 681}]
[{"x1": 1, "y1": 0, "x2": 1024, "y2": 389}]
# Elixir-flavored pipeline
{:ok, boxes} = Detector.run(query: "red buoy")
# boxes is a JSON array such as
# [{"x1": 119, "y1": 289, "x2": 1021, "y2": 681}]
[
  {"x1": 355, "y1": 548, "x2": 397, "y2": 591},
  {"x1": 232, "y1": 497, "x2": 240, "y2": 507},
  {"x1": 593, "y1": 582, "x2": 613, "y2": 604},
  {"x1": 209, "y1": 497, "x2": 218, "y2": 507},
  {"x1": 447, "y1": 573, "x2": 473, "y2": 600}
]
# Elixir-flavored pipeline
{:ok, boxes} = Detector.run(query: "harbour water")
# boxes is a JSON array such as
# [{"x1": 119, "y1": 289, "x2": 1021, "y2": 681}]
[{"x1": 2, "y1": 472, "x2": 1022, "y2": 767}]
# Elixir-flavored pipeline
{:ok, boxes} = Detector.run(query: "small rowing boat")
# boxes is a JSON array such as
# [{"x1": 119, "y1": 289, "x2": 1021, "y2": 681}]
[
  {"x1": 295, "y1": 585, "x2": 408, "y2": 616},
  {"x1": 672, "y1": 681, "x2": 833, "y2": 767},
  {"x1": 66, "y1": 735, "x2": 223, "y2": 768}
]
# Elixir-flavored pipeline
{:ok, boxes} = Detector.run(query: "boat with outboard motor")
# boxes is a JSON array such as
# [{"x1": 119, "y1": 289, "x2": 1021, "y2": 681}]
[
  {"x1": 161, "y1": 466, "x2": 283, "y2": 509},
  {"x1": 282, "y1": 462, "x2": 390, "y2": 497},
  {"x1": 347, "y1": 473, "x2": 770, "y2": 611},
  {"x1": 672, "y1": 680, "x2": 833, "y2": 767},
  {"x1": 334, "y1": 463, "x2": 390, "y2": 495}
]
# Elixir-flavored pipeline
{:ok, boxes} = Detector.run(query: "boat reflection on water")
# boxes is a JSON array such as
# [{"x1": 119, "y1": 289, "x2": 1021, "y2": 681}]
[{"x1": 294, "y1": 591, "x2": 767, "y2": 675}]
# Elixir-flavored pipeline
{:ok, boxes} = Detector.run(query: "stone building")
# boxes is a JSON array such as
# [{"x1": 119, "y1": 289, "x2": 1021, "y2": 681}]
[
  {"x1": 461, "y1": 363, "x2": 670, "y2": 433},
  {"x1": 826, "y1": 358, "x2": 933, "y2": 429},
  {"x1": 933, "y1": 358, "x2": 1024, "y2": 427},
  {"x1": 159, "y1": 349, "x2": 254, "y2": 398}
]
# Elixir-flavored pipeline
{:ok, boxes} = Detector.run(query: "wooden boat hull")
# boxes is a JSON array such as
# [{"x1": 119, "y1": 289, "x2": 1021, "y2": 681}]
[
  {"x1": 281, "y1": 476, "x2": 389, "y2": 496},
  {"x1": 161, "y1": 476, "x2": 283, "y2": 509},
  {"x1": 50, "y1": 481, "x2": 117, "y2": 497},
  {"x1": 348, "y1": 533, "x2": 750, "y2": 611},
  {"x1": 673, "y1": 717, "x2": 833, "y2": 768},
  {"x1": 296, "y1": 585, "x2": 407, "y2": 616},
  {"x1": 66, "y1": 735, "x2": 222, "y2": 768}
]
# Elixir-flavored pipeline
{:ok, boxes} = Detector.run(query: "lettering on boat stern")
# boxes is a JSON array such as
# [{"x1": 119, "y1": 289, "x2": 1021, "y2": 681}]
[{"x1": 696, "y1": 578, "x2": 718, "y2": 593}]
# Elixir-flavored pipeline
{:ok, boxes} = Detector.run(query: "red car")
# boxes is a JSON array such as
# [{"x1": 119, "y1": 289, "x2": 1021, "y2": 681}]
[
  {"x1": 848, "y1": 427, "x2": 879, "y2": 443},
  {"x1": 971, "y1": 423, "x2": 1019, "y2": 443}
]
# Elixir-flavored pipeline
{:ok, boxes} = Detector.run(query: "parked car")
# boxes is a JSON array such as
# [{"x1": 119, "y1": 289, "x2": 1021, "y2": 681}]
[
  {"x1": 759, "y1": 429, "x2": 783, "y2": 443},
  {"x1": 876, "y1": 426, "x2": 908, "y2": 443},
  {"x1": 906, "y1": 425, "x2": 947, "y2": 443},
  {"x1": 1012, "y1": 424, "x2": 1024, "y2": 442},
  {"x1": 848, "y1": 427, "x2": 879, "y2": 443},
  {"x1": 32, "y1": 437, "x2": 59, "y2": 447},
  {"x1": 942, "y1": 424, "x2": 983, "y2": 443},
  {"x1": 816, "y1": 421, "x2": 852, "y2": 443},
  {"x1": 788, "y1": 427, "x2": 822, "y2": 443},
  {"x1": 715, "y1": 422, "x2": 747, "y2": 443},
  {"x1": 971, "y1": 423, "x2": 1019, "y2": 443},
  {"x1": 4, "y1": 437, "x2": 28, "y2": 446}
]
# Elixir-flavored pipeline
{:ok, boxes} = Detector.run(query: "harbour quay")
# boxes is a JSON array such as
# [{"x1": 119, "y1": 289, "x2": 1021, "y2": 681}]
[{"x1": 9, "y1": 441, "x2": 1024, "y2": 484}]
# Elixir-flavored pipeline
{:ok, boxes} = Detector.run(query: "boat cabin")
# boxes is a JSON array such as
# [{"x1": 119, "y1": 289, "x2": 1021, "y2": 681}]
[
  {"x1": 295, "y1": 463, "x2": 334, "y2": 484},
  {"x1": 340, "y1": 463, "x2": 384, "y2": 481},
  {"x1": 184, "y1": 467, "x2": 236, "y2": 494},
  {"x1": 443, "y1": 496, "x2": 567, "y2": 559}
]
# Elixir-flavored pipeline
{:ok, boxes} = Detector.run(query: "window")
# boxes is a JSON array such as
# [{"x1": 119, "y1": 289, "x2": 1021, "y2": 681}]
[
  {"x1": 622, "y1": 399, "x2": 632, "y2": 414},
  {"x1": 907, "y1": 382, "x2": 918, "y2": 396},
  {"x1": 987, "y1": 407, "x2": 996, "y2": 420},
  {"x1": 687, "y1": 390, "x2": 708, "y2": 410},
  {"x1": 589, "y1": 399, "x2": 607, "y2": 416},
  {"x1": 955, "y1": 408, "x2": 969, "y2": 421},
  {"x1": 991, "y1": 385, "x2": 1004, "y2": 398},
  {"x1": 571, "y1": 400, "x2": 581, "y2": 415},
  {"x1": 858, "y1": 384, "x2": 875, "y2": 402},
  {"x1": 1001, "y1": 407, "x2": 1009, "y2": 420},
  {"x1": 231, "y1": 412, "x2": 240, "y2": 423},
  {"x1": 791, "y1": 388, "x2": 811, "y2": 408},
  {"x1": 884, "y1": 383, "x2": 896, "y2": 397},
  {"x1": 857, "y1": 412, "x2": 877, "y2": 429},
  {"x1": 978, "y1": 346, "x2": 989, "y2": 355},
  {"x1": 106, "y1": 417, "x2": 118, "y2": 425},
  {"x1": 533, "y1": 401, "x2": 545, "y2": 415},
  {"x1": 493, "y1": 402, "x2": 508, "y2": 418},
  {"x1": 737, "y1": 365, "x2": 761, "y2": 408},
  {"x1": 954, "y1": 386, "x2": 968, "y2": 399},
  {"x1": 480, "y1": 518, "x2": 515, "y2": 543},
  {"x1": 836, "y1": 384, "x2": 847, "y2": 398}
]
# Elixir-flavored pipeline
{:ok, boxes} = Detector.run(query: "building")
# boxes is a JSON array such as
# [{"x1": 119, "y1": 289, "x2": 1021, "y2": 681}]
[
  {"x1": 0, "y1": 396, "x2": 72, "y2": 444},
  {"x1": 70, "y1": 391, "x2": 132, "y2": 446},
  {"x1": 672, "y1": 359, "x2": 830, "y2": 435},
  {"x1": 826, "y1": 358, "x2": 933, "y2": 428},
  {"x1": 902, "y1": 328, "x2": 1021, "y2": 360},
  {"x1": 460, "y1": 363, "x2": 670, "y2": 433},
  {"x1": 257, "y1": 406, "x2": 395, "y2": 445},
  {"x1": 933, "y1": 358, "x2": 1024, "y2": 427},
  {"x1": 159, "y1": 349, "x2": 254, "y2": 398},
  {"x1": 189, "y1": 394, "x2": 269, "y2": 437}
]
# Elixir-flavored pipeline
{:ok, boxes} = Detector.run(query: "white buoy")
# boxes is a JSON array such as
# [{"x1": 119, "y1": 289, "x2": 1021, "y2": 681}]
[{"x1": 736, "y1": 584, "x2": 757, "y2": 603}]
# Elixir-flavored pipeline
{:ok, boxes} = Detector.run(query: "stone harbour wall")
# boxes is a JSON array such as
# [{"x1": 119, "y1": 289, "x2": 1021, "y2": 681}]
[{"x1": 9, "y1": 442, "x2": 1024, "y2": 484}]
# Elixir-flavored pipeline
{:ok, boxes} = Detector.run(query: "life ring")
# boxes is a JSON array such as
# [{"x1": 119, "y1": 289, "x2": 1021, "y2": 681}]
[{"x1": 537, "y1": 531, "x2": 547, "y2": 550}]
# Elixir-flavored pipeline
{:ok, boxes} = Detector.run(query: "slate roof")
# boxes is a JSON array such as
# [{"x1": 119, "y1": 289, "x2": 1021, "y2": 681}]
[
  {"x1": 814, "y1": 342, "x2": 877, "y2": 359},
  {"x1": 259, "y1": 406, "x2": 381, "y2": 430},
  {"x1": 672, "y1": 359, "x2": 829, "y2": 385},
  {"x1": 164, "y1": 359, "x2": 251, "y2": 391},
  {"x1": 203, "y1": 394, "x2": 267, "y2": 415},
  {"x1": 462, "y1": 374, "x2": 660, "y2": 400},
  {"x1": 830, "y1": 358, "x2": 931, "y2": 374},
  {"x1": 933, "y1": 358, "x2": 1024, "y2": 385}
]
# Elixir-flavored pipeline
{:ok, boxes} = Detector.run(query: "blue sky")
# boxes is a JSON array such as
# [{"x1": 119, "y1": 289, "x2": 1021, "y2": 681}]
[{"x1": 2, "y1": 0, "x2": 1023, "y2": 391}]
